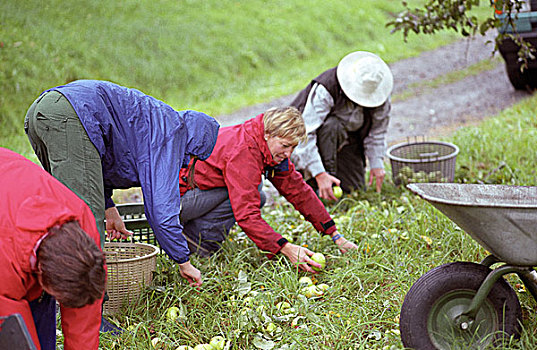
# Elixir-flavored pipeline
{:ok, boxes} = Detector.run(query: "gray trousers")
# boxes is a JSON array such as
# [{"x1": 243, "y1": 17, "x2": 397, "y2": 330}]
[
  {"x1": 24, "y1": 91, "x2": 106, "y2": 247},
  {"x1": 313, "y1": 116, "x2": 366, "y2": 193},
  {"x1": 180, "y1": 184, "x2": 266, "y2": 257}
]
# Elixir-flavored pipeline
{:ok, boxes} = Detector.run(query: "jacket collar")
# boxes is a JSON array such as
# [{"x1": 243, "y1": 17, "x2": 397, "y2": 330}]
[{"x1": 243, "y1": 114, "x2": 280, "y2": 168}]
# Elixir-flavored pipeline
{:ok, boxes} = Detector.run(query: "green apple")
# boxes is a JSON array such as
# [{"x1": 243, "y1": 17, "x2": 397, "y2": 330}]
[
  {"x1": 301, "y1": 285, "x2": 322, "y2": 298},
  {"x1": 399, "y1": 166, "x2": 414, "y2": 178},
  {"x1": 298, "y1": 276, "x2": 313, "y2": 286},
  {"x1": 209, "y1": 335, "x2": 226, "y2": 350},
  {"x1": 317, "y1": 283, "x2": 329, "y2": 292},
  {"x1": 333, "y1": 185, "x2": 343, "y2": 199},
  {"x1": 310, "y1": 252, "x2": 326, "y2": 271},
  {"x1": 265, "y1": 322, "x2": 277, "y2": 333},
  {"x1": 193, "y1": 344, "x2": 213, "y2": 350},
  {"x1": 300, "y1": 286, "x2": 314, "y2": 298},
  {"x1": 276, "y1": 301, "x2": 291, "y2": 312},
  {"x1": 166, "y1": 306, "x2": 180, "y2": 321}
]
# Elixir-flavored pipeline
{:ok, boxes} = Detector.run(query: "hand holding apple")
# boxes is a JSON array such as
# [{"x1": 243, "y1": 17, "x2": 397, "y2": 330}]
[
  {"x1": 310, "y1": 252, "x2": 326, "y2": 271},
  {"x1": 280, "y1": 243, "x2": 318, "y2": 273}
]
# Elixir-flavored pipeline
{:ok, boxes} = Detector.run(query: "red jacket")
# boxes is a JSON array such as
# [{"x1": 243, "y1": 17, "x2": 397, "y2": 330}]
[
  {"x1": 179, "y1": 114, "x2": 336, "y2": 256},
  {"x1": 0, "y1": 148, "x2": 104, "y2": 350}
]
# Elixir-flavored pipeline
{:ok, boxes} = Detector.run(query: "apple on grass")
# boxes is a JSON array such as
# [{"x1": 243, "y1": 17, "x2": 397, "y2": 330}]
[
  {"x1": 298, "y1": 276, "x2": 313, "y2": 286},
  {"x1": 310, "y1": 252, "x2": 326, "y2": 271},
  {"x1": 193, "y1": 344, "x2": 213, "y2": 350},
  {"x1": 166, "y1": 306, "x2": 180, "y2": 322},
  {"x1": 317, "y1": 283, "x2": 330, "y2": 292},
  {"x1": 209, "y1": 335, "x2": 226, "y2": 349}
]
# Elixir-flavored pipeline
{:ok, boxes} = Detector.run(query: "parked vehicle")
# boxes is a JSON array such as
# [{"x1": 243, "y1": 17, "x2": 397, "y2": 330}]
[{"x1": 496, "y1": 0, "x2": 537, "y2": 89}]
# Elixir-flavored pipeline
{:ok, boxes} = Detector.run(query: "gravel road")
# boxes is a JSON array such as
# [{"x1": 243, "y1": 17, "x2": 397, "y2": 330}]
[{"x1": 216, "y1": 31, "x2": 533, "y2": 145}]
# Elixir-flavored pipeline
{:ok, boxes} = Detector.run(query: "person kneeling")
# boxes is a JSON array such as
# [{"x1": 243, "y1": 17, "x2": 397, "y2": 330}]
[{"x1": 178, "y1": 107, "x2": 358, "y2": 273}]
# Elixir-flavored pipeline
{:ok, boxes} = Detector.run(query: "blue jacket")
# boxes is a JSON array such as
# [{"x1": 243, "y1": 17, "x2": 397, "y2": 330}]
[{"x1": 46, "y1": 80, "x2": 219, "y2": 263}]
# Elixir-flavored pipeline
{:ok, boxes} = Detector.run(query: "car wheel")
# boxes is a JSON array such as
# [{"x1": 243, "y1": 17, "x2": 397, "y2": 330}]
[{"x1": 506, "y1": 63, "x2": 528, "y2": 90}]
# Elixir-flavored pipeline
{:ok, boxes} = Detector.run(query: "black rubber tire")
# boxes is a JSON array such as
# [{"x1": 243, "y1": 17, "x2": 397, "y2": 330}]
[
  {"x1": 505, "y1": 63, "x2": 528, "y2": 90},
  {"x1": 399, "y1": 262, "x2": 522, "y2": 350}
]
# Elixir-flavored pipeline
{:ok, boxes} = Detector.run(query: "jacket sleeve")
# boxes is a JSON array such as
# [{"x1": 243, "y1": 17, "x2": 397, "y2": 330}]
[
  {"x1": 60, "y1": 299, "x2": 102, "y2": 350},
  {"x1": 223, "y1": 151, "x2": 285, "y2": 256},
  {"x1": 138, "y1": 136, "x2": 190, "y2": 264},
  {"x1": 0, "y1": 296, "x2": 40, "y2": 349},
  {"x1": 363, "y1": 99, "x2": 391, "y2": 169},
  {"x1": 270, "y1": 161, "x2": 336, "y2": 235},
  {"x1": 290, "y1": 84, "x2": 334, "y2": 179}
]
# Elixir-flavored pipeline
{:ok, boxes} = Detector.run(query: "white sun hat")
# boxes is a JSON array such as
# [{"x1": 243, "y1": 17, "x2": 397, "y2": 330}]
[{"x1": 336, "y1": 51, "x2": 394, "y2": 108}]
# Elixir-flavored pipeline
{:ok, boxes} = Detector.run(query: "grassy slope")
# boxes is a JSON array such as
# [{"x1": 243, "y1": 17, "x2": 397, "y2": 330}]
[{"x1": 1, "y1": 0, "x2": 460, "y2": 158}]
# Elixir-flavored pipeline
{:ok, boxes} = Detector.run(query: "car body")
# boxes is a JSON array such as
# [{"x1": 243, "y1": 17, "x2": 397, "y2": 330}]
[{"x1": 495, "y1": 0, "x2": 537, "y2": 89}]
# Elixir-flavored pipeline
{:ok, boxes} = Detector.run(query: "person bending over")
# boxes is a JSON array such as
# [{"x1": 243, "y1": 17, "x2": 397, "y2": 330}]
[
  {"x1": 179, "y1": 107, "x2": 358, "y2": 272},
  {"x1": 24, "y1": 80, "x2": 219, "y2": 287},
  {"x1": 0, "y1": 147, "x2": 105, "y2": 350},
  {"x1": 290, "y1": 51, "x2": 393, "y2": 200}
]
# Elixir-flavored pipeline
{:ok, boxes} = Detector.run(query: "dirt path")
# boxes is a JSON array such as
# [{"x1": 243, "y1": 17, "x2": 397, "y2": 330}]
[{"x1": 216, "y1": 32, "x2": 533, "y2": 145}]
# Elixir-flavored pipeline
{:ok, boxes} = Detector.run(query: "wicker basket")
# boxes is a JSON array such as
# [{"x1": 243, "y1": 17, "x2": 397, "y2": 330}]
[
  {"x1": 103, "y1": 242, "x2": 158, "y2": 315},
  {"x1": 387, "y1": 141, "x2": 459, "y2": 186}
]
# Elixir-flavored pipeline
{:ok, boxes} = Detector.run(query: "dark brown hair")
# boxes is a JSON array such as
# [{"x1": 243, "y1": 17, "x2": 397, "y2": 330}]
[{"x1": 37, "y1": 221, "x2": 106, "y2": 308}]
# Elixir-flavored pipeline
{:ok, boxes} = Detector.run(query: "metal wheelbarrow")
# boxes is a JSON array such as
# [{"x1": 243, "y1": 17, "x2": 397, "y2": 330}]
[{"x1": 400, "y1": 183, "x2": 537, "y2": 350}]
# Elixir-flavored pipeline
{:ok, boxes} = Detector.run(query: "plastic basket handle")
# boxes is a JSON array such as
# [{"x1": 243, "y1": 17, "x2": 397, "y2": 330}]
[
  {"x1": 104, "y1": 250, "x2": 120, "y2": 262},
  {"x1": 419, "y1": 152, "x2": 439, "y2": 158}
]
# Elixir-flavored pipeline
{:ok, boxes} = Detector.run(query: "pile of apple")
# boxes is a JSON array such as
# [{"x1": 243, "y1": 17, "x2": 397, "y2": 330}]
[{"x1": 397, "y1": 166, "x2": 447, "y2": 184}]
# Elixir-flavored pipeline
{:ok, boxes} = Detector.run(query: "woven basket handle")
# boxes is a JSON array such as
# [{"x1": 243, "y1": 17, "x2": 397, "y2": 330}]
[{"x1": 419, "y1": 152, "x2": 439, "y2": 158}]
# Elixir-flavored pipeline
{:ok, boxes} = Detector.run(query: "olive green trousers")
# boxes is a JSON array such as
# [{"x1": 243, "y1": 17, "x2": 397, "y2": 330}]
[{"x1": 24, "y1": 91, "x2": 106, "y2": 247}]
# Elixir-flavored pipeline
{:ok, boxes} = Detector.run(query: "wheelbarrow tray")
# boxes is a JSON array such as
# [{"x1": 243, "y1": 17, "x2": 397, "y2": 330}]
[{"x1": 407, "y1": 183, "x2": 537, "y2": 266}]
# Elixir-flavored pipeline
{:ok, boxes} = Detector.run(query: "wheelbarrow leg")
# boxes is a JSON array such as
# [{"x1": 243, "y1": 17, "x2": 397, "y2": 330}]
[
  {"x1": 480, "y1": 254, "x2": 501, "y2": 268},
  {"x1": 515, "y1": 268, "x2": 537, "y2": 302},
  {"x1": 457, "y1": 265, "x2": 521, "y2": 327}
]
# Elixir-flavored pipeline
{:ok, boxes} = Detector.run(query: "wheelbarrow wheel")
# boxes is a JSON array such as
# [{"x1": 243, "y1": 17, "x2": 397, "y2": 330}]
[{"x1": 399, "y1": 262, "x2": 521, "y2": 350}]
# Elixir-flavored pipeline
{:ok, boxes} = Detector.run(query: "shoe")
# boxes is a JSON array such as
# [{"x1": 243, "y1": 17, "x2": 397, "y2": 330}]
[{"x1": 99, "y1": 316, "x2": 124, "y2": 335}]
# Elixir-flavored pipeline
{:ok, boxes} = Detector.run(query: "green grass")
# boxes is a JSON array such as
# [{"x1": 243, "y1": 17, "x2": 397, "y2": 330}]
[
  {"x1": 1, "y1": 0, "x2": 464, "y2": 159},
  {"x1": 95, "y1": 95, "x2": 537, "y2": 349}
]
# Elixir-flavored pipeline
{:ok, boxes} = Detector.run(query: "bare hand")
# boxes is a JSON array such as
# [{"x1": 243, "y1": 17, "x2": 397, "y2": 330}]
[
  {"x1": 332, "y1": 233, "x2": 359, "y2": 254},
  {"x1": 368, "y1": 168, "x2": 385, "y2": 193},
  {"x1": 179, "y1": 261, "x2": 203, "y2": 288},
  {"x1": 105, "y1": 207, "x2": 133, "y2": 240},
  {"x1": 280, "y1": 243, "x2": 321, "y2": 273},
  {"x1": 315, "y1": 172, "x2": 341, "y2": 201}
]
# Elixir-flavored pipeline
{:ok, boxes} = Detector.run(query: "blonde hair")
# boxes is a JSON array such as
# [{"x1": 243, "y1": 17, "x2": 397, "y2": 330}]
[{"x1": 263, "y1": 106, "x2": 307, "y2": 145}]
